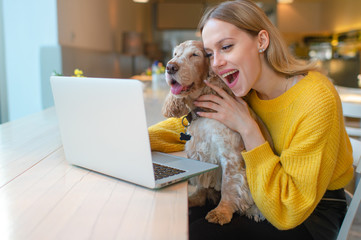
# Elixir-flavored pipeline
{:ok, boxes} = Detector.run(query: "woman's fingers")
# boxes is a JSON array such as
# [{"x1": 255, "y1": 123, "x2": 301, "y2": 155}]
[
  {"x1": 194, "y1": 97, "x2": 222, "y2": 112},
  {"x1": 235, "y1": 95, "x2": 248, "y2": 107},
  {"x1": 196, "y1": 107, "x2": 229, "y2": 123},
  {"x1": 196, "y1": 93, "x2": 222, "y2": 102}
]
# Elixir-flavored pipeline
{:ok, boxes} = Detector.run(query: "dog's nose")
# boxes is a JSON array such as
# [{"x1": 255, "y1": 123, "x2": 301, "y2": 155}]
[{"x1": 166, "y1": 63, "x2": 179, "y2": 74}]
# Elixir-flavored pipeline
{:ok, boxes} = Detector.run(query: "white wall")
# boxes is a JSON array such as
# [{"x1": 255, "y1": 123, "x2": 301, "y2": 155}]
[
  {"x1": 0, "y1": 0, "x2": 8, "y2": 123},
  {"x1": 2, "y1": 0, "x2": 59, "y2": 122}
]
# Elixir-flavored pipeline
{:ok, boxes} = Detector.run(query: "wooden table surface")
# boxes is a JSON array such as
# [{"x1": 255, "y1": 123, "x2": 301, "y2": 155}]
[{"x1": 0, "y1": 82, "x2": 188, "y2": 240}]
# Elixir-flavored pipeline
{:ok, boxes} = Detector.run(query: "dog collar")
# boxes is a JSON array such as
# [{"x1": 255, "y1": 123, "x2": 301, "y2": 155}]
[
  {"x1": 179, "y1": 107, "x2": 205, "y2": 141},
  {"x1": 184, "y1": 107, "x2": 203, "y2": 124}
]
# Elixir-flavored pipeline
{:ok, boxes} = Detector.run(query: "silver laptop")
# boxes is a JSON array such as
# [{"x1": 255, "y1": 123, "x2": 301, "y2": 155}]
[{"x1": 50, "y1": 76, "x2": 218, "y2": 189}]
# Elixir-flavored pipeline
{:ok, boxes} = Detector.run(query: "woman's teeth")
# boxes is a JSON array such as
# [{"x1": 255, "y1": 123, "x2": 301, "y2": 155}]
[
  {"x1": 221, "y1": 70, "x2": 238, "y2": 84},
  {"x1": 221, "y1": 70, "x2": 238, "y2": 78}
]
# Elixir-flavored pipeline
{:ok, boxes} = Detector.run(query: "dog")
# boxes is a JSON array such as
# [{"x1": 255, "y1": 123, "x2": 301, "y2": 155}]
[{"x1": 162, "y1": 40, "x2": 274, "y2": 225}]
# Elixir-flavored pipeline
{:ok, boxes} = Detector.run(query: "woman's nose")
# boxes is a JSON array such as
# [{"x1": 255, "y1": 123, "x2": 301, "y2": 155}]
[{"x1": 211, "y1": 52, "x2": 225, "y2": 69}]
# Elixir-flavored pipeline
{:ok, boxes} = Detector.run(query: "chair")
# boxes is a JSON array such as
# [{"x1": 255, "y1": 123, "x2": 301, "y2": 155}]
[
  {"x1": 337, "y1": 137, "x2": 361, "y2": 240},
  {"x1": 342, "y1": 102, "x2": 361, "y2": 139}
]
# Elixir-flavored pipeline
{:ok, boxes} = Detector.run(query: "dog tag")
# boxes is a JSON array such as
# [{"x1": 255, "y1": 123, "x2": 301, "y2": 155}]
[
  {"x1": 180, "y1": 115, "x2": 191, "y2": 141},
  {"x1": 180, "y1": 132, "x2": 191, "y2": 141}
]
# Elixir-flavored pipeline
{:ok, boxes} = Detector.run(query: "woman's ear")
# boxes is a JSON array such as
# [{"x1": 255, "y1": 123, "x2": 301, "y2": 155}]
[{"x1": 257, "y1": 30, "x2": 269, "y2": 52}]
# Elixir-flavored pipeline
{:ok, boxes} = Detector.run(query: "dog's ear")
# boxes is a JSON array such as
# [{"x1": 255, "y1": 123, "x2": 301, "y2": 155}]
[
  {"x1": 162, "y1": 92, "x2": 189, "y2": 118},
  {"x1": 208, "y1": 66, "x2": 217, "y2": 79}
]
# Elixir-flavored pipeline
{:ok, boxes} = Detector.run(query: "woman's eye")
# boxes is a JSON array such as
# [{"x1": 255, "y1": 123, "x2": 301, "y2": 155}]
[{"x1": 222, "y1": 44, "x2": 233, "y2": 51}]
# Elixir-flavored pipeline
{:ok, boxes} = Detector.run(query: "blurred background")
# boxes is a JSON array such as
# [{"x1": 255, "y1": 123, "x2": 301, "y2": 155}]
[{"x1": 0, "y1": 0, "x2": 361, "y2": 124}]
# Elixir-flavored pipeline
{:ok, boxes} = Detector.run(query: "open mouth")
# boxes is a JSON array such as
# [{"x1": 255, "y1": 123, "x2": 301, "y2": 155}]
[
  {"x1": 222, "y1": 70, "x2": 239, "y2": 86},
  {"x1": 170, "y1": 79, "x2": 194, "y2": 95}
]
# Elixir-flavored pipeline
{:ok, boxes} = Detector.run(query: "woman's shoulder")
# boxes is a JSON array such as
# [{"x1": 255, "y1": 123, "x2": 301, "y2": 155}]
[
  {"x1": 248, "y1": 71, "x2": 340, "y2": 114},
  {"x1": 301, "y1": 71, "x2": 337, "y2": 95},
  {"x1": 298, "y1": 71, "x2": 339, "y2": 103},
  {"x1": 294, "y1": 71, "x2": 341, "y2": 116}
]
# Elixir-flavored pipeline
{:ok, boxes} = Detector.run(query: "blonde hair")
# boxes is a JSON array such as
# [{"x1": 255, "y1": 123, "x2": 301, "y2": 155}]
[{"x1": 199, "y1": 0, "x2": 317, "y2": 76}]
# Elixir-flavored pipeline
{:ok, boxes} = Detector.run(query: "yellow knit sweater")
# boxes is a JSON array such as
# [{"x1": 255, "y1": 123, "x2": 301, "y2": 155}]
[{"x1": 148, "y1": 71, "x2": 354, "y2": 230}]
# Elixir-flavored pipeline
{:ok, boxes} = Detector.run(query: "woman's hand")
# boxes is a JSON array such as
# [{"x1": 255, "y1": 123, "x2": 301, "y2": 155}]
[
  {"x1": 194, "y1": 80, "x2": 266, "y2": 151},
  {"x1": 194, "y1": 80, "x2": 251, "y2": 134}
]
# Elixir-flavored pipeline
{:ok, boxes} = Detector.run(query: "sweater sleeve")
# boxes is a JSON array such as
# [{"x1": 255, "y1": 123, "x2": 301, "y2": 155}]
[
  {"x1": 148, "y1": 117, "x2": 187, "y2": 152},
  {"x1": 242, "y1": 88, "x2": 353, "y2": 230}
]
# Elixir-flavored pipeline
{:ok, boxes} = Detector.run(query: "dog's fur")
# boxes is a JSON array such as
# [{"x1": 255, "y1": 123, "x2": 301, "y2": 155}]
[{"x1": 162, "y1": 40, "x2": 274, "y2": 225}]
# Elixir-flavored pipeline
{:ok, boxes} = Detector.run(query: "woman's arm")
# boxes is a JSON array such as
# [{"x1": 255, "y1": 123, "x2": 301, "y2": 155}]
[{"x1": 194, "y1": 78, "x2": 353, "y2": 230}]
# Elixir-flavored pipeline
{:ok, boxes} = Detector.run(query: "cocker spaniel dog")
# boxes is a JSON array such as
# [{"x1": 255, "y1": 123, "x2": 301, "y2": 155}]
[{"x1": 162, "y1": 40, "x2": 274, "y2": 225}]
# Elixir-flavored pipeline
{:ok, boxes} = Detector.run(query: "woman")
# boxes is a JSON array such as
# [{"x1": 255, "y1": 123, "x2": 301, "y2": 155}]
[{"x1": 148, "y1": 1, "x2": 354, "y2": 239}]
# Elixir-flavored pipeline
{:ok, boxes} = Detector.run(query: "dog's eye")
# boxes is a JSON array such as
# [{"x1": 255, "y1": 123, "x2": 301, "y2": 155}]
[{"x1": 192, "y1": 53, "x2": 199, "y2": 57}]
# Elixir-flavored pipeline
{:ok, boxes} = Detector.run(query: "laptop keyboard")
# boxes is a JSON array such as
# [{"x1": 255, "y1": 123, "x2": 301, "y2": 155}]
[{"x1": 153, "y1": 163, "x2": 186, "y2": 180}]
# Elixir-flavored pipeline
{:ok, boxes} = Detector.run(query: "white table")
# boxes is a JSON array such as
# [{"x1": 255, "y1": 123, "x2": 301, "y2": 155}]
[{"x1": 0, "y1": 82, "x2": 188, "y2": 240}]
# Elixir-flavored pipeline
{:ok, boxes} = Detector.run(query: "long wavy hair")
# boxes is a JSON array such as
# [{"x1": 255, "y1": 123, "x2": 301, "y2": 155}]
[{"x1": 198, "y1": 0, "x2": 318, "y2": 76}]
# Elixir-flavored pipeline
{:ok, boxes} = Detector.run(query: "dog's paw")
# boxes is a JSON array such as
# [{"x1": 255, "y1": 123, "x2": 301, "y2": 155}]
[
  {"x1": 246, "y1": 212, "x2": 265, "y2": 222},
  {"x1": 251, "y1": 214, "x2": 265, "y2": 222},
  {"x1": 205, "y1": 208, "x2": 233, "y2": 225},
  {"x1": 244, "y1": 205, "x2": 265, "y2": 222}
]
